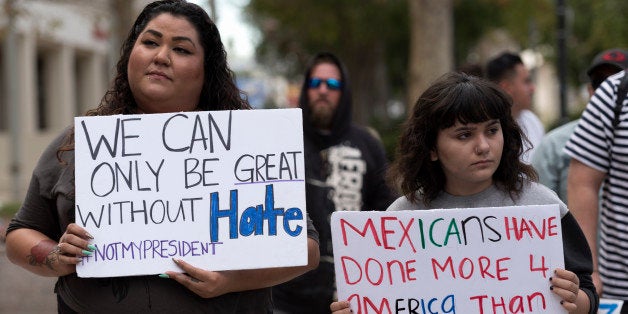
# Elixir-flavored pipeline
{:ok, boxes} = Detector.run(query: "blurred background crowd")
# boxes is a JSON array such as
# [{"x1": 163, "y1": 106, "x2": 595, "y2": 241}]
[{"x1": 0, "y1": 0, "x2": 626, "y2": 231}]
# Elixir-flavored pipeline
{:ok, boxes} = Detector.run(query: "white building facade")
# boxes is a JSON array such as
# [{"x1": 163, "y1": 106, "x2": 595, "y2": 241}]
[{"x1": 0, "y1": 0, "x2": 141, "y2": 203}]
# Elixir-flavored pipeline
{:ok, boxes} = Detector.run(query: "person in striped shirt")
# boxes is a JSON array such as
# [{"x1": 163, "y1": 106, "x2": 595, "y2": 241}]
[
  {"x1": 565, "y1": 57, "x2": 628, "y2": 304},
  {"x1": 532, "y1": 49, "x2": 628, "y2": 203}
]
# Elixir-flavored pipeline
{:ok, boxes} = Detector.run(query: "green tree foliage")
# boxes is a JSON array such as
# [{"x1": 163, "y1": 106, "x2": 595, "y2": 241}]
[
  {"x1": 245, "y1": 0, "x2": 627, "y2": 154},
  {"x1": 454, "y1": 0, "x2": 503, "y2": 63},
  {"x1": 245, "y1": 0, "x2": 408, "y2": 90},
  {"x1": 453, "y1": 0, "x2": 627, "y2": 85},
  {"x1": 567, "y1": 0, "x2": 628, "y2": 84},
  {"x1": 454, "y1": 0, "x2": 554, "y2": 63},
  {"x1": 248, "y1": 0, "x2": 627, "y2": 88}
]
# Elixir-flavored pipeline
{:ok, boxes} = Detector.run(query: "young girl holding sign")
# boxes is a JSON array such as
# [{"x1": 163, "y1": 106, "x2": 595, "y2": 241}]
[{"x1": 330, "y1": 72, "x2": 598, "y2": 313}]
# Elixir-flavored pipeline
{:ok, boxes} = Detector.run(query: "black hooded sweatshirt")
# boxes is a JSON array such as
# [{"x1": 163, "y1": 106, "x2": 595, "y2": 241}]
[{"x1": 273, "y1": 53, "x2": 397, "y2": 313}]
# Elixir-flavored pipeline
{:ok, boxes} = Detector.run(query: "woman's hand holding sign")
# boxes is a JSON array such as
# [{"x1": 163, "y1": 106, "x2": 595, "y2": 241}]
[
  {"x1": 163, "y1": 237, "x2": 320, "y2": 299},
  {"x1": 6, "y1": 223, "x2": 95, "y2": 277},
  {"x1": 163, "y1": 258, "x2": 232, "y2": 298},
  {"x1": 330, "y1": 300, "x2": 352, "y2": 314},
  {"x1": 57, "y1": 223, "x2": 96, "y2": 266},
  {"x1": 551, "y1": 268, "x2": 588, "y2": 313}
]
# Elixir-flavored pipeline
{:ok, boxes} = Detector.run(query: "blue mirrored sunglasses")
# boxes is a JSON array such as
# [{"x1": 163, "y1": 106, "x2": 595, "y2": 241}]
[{"x1": 307, "y1": 77, "x2": 342, "y2": 90}]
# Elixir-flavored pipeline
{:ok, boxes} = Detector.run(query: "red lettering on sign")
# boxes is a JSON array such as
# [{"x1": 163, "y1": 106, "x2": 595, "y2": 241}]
[
  {"x1": 470, "y1": 291, "x2": 546, "y2": 314},
  {"x1": 340, "y1": 217, "x2": 417, "y2": 252},
  {"x1": 341, "y1": 255, "x2": 418, "y2": 286},
  {"x1": 503, "y1": 216, "x2": 558, "y2": 241},
  {"x1": 432, "y1": 256, "x2": 510, "y2": 281}
]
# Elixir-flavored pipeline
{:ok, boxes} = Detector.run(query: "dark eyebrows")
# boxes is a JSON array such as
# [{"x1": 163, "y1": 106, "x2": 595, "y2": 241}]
[
  {"x1": 452, "y1": 119, "x2": 499, "y2": 132},
  {"x1": 487, "y1": 119, "x2": 500, "y2": 126},
  {"x1": 452, "y1": 125, "x2": 473, "y2": 133},
  {"x1": 143, "y1": 29, "x2": 197, "y2": 48},
  {"x1": 172, "y1": 36, "x2": 196, "y2": 48},
  {"x1": 145, "y1": 29, "x2": 163, "y2": 38}
]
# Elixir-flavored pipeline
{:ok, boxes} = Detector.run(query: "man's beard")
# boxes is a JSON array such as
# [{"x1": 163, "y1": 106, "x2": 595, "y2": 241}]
[{"x1": 310, "y1": 99, "x2": 336, "y2": 130}]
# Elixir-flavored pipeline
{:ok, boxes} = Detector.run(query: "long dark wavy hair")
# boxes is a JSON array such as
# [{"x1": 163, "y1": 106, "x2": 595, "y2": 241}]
[
  {"x1": 387, "y1": 72, "x2": 537, "y2": 205},
  {"x1": 54, "y1": 0, "x2": 250, "y2": 302},
  {"x1": 59, "y1": 0, "x2": 248, "y2": 157}
]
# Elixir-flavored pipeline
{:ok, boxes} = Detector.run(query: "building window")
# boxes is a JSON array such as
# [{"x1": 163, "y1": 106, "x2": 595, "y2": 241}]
[
  {"x1": 36, "y1": 54, "x2": 48, "y2": 130},
  {"x1": 75, "y1": 53, "x2": 90, "y2": 115},
  {"x1": 75, "y1": 52, "x2": 109, "y2": 115},
  {"x1": 0, "y1": 48, "x2": 6, "y2": 131}
]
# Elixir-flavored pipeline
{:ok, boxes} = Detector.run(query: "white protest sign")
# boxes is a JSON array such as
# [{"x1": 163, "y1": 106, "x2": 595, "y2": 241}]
[
  {"x1": 599, "y1": 299, "x2": 625, "y2": 314},
  {"x1": 331, "y1": 205, "x2": 566, "y2": 313},
  {"x1": 74, "y1": 109, "x2": 307, "y2": 277}
]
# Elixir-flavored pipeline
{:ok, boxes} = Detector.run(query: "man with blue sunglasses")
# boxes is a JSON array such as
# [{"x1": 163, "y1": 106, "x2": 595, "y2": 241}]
[
  {"x1": 305, "y1": 71, "x2": 343, "y2": 130},
  {"x1": 273, "y1": 52, "x2": 396, "y2": 313}
]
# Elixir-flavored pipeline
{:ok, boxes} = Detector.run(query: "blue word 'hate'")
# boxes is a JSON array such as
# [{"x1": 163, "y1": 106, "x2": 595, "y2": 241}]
[{"x1": 209, "y1": 184, "x2": 303, "y2": 242}]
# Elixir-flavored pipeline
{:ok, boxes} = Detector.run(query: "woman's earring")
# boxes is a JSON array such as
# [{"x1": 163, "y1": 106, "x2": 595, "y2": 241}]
[{"x1": 430, "y1": 151, "x2": 438, "y2": 161}]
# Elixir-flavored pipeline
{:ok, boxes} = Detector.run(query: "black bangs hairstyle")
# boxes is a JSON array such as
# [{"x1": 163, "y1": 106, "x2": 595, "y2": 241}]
[
  {"x1": 387, "y1": 72, "x2": 537, "y2": 205},
  {"x1": 436, "y1": 76, "x2": 510, "y2": 129}
]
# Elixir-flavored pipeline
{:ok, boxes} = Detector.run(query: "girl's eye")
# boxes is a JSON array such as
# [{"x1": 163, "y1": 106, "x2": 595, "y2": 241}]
[{"x1": 457, "y1": 132, "x2": 471, "y2": 140}]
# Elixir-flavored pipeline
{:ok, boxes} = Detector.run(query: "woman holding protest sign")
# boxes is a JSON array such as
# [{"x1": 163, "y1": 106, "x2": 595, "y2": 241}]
[
  {"x1": 330, "y1": 72, "x2": 597, "y2": 313},
  {"x1": 5, "y1": 0, "x2": 319, "y2": 312}
]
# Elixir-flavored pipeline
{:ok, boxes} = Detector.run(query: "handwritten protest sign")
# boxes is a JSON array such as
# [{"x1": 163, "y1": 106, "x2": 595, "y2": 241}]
[
  {"x1": 331, "y1": 205, "x2": 566, "y2": 313},
  {"x1": 74, "y1": 109, "x2": 307, "y2": 277},
  {"x1": 599, "y1": 299, "x2": 625, "y2": 314}
]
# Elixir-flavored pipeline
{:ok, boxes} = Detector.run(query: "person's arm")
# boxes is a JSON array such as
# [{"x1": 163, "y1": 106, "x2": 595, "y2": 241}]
[
  {"x1": 5, "y1": 223, "x2": 94, "y2": 277},
  {"x1": 164, "y1": 237, "x2": 320, "y2": 298},
  {"x1": 567, "y1": 158, "x2": 605, "y2": 294},
  {"x1": 531, "y1": 135, "x2": 561, "y2": 196},
  {"x1": 363, "y1": 133, "x2": 397, "y2": 211}
]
